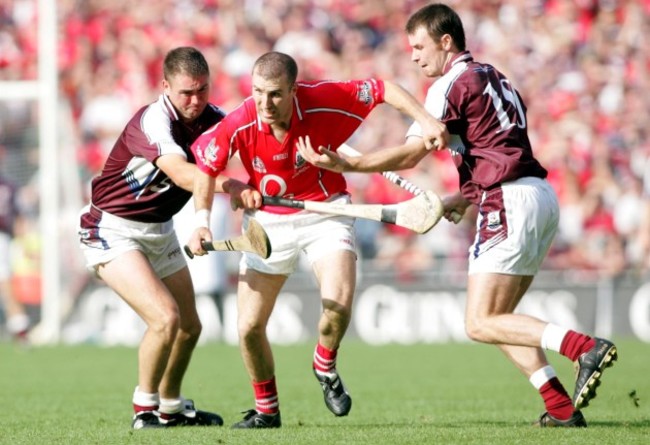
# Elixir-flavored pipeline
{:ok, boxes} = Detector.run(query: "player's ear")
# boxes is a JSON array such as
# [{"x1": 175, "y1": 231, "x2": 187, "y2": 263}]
[{"x1": 441, "y1": 34, "x2": 453, "y2": 51}]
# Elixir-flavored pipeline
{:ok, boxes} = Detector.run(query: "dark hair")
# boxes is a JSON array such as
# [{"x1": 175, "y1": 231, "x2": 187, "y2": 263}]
[
  {"x1": 405, "y1": 3, "x2": 466, "y2": 51},
  {"x1": 163, "y1": 47, "x2": 210, "y2": 80},
  {"x1": 252, "y1": 51, "x2": 298, "y2": 86}
]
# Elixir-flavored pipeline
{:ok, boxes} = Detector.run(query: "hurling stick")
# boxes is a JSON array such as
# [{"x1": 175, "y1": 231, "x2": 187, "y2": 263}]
[
  {"x1": 262, "y1": 192, "x2": 443, "y2": 234},
  {"x1": 184, "y1": 218, "x2": 271, "y2": 259},
  {"x1": 337, "y1": 143, "x2": 462, "y2": 223}
]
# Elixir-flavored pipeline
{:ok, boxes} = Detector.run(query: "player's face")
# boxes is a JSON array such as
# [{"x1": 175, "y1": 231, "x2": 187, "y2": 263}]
[
  {"x1": 407, "y1": 26, "x2": 451, "y2": 78},
  {"x1": 252, "y1": 72, "x2": 296, "y2": 127},
  {"x1": 163, "y1": 72, "x2": 210, "y2": 122}
]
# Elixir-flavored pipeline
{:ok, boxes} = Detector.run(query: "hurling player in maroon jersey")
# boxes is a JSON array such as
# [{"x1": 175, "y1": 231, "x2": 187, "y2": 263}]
[
  {"x1": 297, "y1": 3, "x2": 616, "y2": 428},
  {"x1": 187, "y1": 51, "x2": 448, "y2": 428},
  {"x1": 78, "y1": 47, "x2": 254, "y2": 429}
]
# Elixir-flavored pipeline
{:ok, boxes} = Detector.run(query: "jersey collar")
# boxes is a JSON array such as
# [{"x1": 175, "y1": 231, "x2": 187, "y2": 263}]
[
  {"x1": 161, "y1": 94, "x2": 180, "y2": 121},
  {"x1": 443, "y1": 51, "x2": 473, "y2": 76}
]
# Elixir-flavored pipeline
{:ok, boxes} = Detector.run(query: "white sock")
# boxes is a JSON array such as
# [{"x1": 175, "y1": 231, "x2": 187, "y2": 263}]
[
  {"x1": 529, "y1": 365, "x2": 557, "y2": 390},
  {"x1": 540, "y1": 323, "x2": 569, "y2": 352},
  {"x1": 159, "y1": 397, "x2": 184, "y2": 415},
  {"x1": 132, "y1": 386, "x2": 160, "y2": 409},
  {"x1": 7, "y1": 313, "x2": 29, "y2": 334}
]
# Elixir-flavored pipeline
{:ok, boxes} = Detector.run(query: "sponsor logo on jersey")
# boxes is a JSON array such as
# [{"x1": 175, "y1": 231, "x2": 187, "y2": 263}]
[
  {"x1": 357, "y1": 81, "x2": 373, "y2": 105},
  {"x1": 204, "y1": 138, "x2": 219, "y2": 163},
  {"x1": 195, "y1": 138, "x2": 220, "y2": 173},
  {"x1": 253, "y1": 156, "x2": 267, "y2": 173},
  {"x1": 273, "y1": 152, "x2": 289, "y2": 161},
  {"x1": 294, "y1": 151, "x2": 305, "y2": 169}
]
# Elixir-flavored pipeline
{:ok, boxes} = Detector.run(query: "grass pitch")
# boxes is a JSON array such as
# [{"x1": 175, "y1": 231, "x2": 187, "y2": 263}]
[{"x1": 0, "y1": 339, "x2": 647, "y2": 445}]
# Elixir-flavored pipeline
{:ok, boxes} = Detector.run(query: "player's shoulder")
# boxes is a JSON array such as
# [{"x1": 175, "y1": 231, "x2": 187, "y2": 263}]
[
  {"x1": 221, "y1": 98, "x2": 256, "y2": 126},
  {"x1": 205, "y1": 103, "x2": 228, "y2": 120},
  {"x1": 297, "y1": 79, "x2": 354, "y2": 93},
  {"x1": 197, "y1": 98, "x2": 257, "y2": 144},
  {"x1": 195, "y1": 103, "x2": 227, "y2": 131},
  {"x1": 295, "y1": 79, "x2": 360, "y2": 104},
  {"x1": 137, "y1": 95, "x2": 173, "y2": 129}
]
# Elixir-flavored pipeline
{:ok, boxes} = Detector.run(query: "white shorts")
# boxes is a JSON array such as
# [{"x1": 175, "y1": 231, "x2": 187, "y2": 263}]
[
  {"x1": 0, "y1": 232, "x2": 11, "y2": 280},
  {"x1": 241, "y1": 194, "x2": 357, "y2": 275},
  {"x1": 468, "y1": 177, "x2": 559, "y2": 276},
  {"x1": 78, "y1": 205, "x2": 186, "y2": 279}
]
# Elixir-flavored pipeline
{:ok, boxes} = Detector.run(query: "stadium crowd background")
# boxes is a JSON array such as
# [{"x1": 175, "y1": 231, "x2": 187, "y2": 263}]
[{"x1": 1, "y1": 0, "x2": 649, "y2": 301}]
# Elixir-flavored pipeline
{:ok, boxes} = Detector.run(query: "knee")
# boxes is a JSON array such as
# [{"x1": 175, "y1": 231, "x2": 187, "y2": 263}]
[
  {"x1": 464, "y1": 316, "x2": 491, "y2": 344},
  {"x1": 237, "y1": 317, "x2": 266, "y2": 343},
  {"x1": 322, "y1": 303, "x2": 351, "y2": 324},
  {"x1": 320, "y1": 300, "x2": 352, "y2": 336},
  {"x1": 178, "y1": 319, "x2": 202, "y2": 346},
  {"x1": 322, "y1": 297, "x2": 352, "y2": 319},
  {"x1": 150, "y1": 309, "x2": 181, "y2": 344}
]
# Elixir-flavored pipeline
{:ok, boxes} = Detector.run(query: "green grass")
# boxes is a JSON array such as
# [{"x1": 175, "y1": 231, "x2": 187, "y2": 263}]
[{"x1": 0, "y1": 339, "x2": 648, "y2": 444}]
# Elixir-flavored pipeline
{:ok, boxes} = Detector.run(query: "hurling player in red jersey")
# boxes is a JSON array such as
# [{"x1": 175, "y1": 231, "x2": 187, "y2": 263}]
[
  {"x1": 78, "y1": 47, "x2": 255, "y2": 430},
  {"x1": 297, "y1": 3, "x2": 617, "y2": 428},
  {"x1": 187, "y1": 51, "x2": 448, "y2": 428}
]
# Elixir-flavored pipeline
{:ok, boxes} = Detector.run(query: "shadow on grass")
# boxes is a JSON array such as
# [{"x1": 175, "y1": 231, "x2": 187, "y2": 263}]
[
  {"x1": 587, "y1": 419, "x2": 650, "y2": 428},
  {"x1": 295, "y1": 417, "x2": 650, "y2": 429}
]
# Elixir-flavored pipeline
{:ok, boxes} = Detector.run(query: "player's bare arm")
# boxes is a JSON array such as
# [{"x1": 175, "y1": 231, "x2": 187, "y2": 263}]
[
  {"x1": 297, "y1": 135, "x2": 429, "y2": 174},
  {"x1": 382, "y1": 80, "x2": 449, "y2": 151},
  {"x1": 156, "y1": 154, "x2": 243, "y2": 195},
  {"x1": 156, "y1": 153, "x2": 199, "y2": 191},
  {"x1": 188, "y1": 170, "x2": 216, "y2": 256}
]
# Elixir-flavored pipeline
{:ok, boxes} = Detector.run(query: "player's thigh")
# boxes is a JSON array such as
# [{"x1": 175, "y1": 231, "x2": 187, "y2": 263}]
[
  {"x1": 237, "y1": 267, "x2": 287, "y2": 328},
  {"x1": 312, "y1": 249, "x2": 356, "y2": 308},
  {"x1": 98, "y1": 250, "x2": 178, "y2": 325},
  {"x1": 162, "y1": 266, "x2": 200, "y2": 329},
  {"x1": 240, "y1": 211, "x2": 301, "y2": 275},
  {"x1": 466, "y1": 272, "x2": 533, "y2": 319}
]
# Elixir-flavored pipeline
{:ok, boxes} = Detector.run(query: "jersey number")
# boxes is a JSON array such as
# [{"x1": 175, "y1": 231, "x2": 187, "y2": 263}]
[
  {"x1": 483, "y1": 79, "x2": 526, "y2": 132},
  {"x1": 149, "y1": 176, "x2": 173, "y2": 193}
]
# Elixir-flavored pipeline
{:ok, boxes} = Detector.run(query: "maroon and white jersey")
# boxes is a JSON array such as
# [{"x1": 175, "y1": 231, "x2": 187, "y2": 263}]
[
  {"x1": 88, "y1": 94, "x2": 226, "y2": 222},
  {"x1": 407, "y1": 51, "x2": 547, "y2": 204},
  {"x1": 0, "y1": 176, "x2": 18, "y2": 235},
  {"x1": 192, "y1": 79, "x2": 385, "y2": 214}
]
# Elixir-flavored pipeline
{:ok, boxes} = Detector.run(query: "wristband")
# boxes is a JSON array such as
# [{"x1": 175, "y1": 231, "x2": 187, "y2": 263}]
[{"x1": 194, "y1": 209, "x2": 210, "y2": 228}]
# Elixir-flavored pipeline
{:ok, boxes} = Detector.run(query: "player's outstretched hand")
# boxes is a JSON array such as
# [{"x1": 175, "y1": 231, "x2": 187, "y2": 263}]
[{"x1": 296, "y1": 136, "x2": 350, "y2": 173}]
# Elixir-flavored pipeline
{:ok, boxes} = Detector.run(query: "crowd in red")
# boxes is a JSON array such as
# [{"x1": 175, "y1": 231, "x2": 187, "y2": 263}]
[{"x1": 1, "y1": 0, "x2": 649, "y2": 278}]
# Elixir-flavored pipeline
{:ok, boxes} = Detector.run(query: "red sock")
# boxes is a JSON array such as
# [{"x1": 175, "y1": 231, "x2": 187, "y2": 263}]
[
  {"x1": 559, "y1": 330, "x2": 595, "y2": 361},
  {"x1": 313, "y1": 342, "x2": 337, "y2": 373},
  {"x1": 540, "y1": 377, "x2": 574, "y2": 420},
  {"x1": 253, "y1": 377, "x2": 279, "y2": 414},
  {"x1": 133, "y1": 403, "x2": 158, "y2": 413}
]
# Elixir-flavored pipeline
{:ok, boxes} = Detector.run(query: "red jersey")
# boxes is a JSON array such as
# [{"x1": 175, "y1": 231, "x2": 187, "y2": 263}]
[
  {"x1": 407, "y1": 51, "x2": 547, "y2": 204},
  {"x1": 192, "y1": 79, "x2": 385, "y2": 213},
  {"x1": 88, "y1": 94, "x2": 226, "y2": 222}
]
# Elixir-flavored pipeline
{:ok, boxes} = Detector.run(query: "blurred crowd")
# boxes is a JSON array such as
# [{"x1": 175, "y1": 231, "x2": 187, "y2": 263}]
[{"x1": 1, "y1": 0, "x2": 650, "y2": 287}]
